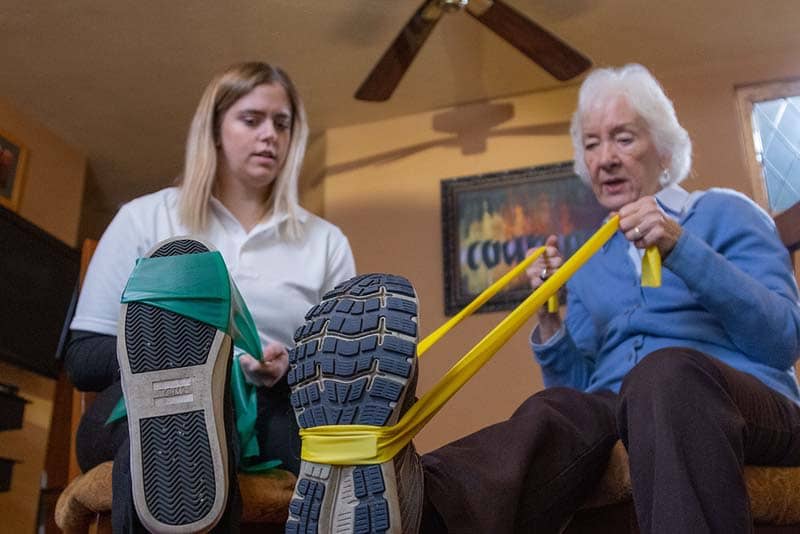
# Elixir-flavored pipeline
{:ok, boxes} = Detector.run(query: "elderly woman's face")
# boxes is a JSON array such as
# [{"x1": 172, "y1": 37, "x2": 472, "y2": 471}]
[{"x1": 581, "y1": 95, "x2": 667, "y2": 211}]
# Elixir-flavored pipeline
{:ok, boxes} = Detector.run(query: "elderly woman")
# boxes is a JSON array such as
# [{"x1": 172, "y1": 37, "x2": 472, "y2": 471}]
[
  {"x1": 283, "y1": 64, "x2": 800, "y2": 534},
  {"x1": 522, "y1": 63, "x2": 800, "y2": 532}
]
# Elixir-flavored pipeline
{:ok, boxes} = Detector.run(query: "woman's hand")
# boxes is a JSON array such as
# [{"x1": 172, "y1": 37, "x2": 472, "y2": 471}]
[
  {"x1": 618, "y1": 196, "x2": 682, "y2": 257},
  {"x1": 525, "y1": 234, "x2": 564, "y2": 339},
  {"x1": 525, "y1": 235, "x2": 564, "y2": 291},
  {"x1": 238, "y1": 341, "x2": 289, "y2": 387}
]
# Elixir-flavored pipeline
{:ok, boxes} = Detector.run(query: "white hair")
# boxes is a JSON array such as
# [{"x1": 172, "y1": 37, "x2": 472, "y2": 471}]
[{"x1": 570, "y1": 64, "x2": 692, "y2": 187}]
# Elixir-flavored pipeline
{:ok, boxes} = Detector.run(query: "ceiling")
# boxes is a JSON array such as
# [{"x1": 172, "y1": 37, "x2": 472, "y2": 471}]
[{"x1": 2, "y1": 0, "x2": 799, "y2": 215}]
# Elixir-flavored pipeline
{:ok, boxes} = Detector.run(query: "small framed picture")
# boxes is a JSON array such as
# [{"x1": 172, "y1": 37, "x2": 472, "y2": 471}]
[
  {"x1": 441, "y1": 161, "x2": 607, "y2": 315},
  {"x1": 0, "y1": 130, "x2": 28, "y2": 212}
]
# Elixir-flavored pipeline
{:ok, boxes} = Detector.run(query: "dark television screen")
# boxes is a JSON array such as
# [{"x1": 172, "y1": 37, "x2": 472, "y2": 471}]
[{"x1": 0, "y1": 205, "x2": 80, "y2": 377}]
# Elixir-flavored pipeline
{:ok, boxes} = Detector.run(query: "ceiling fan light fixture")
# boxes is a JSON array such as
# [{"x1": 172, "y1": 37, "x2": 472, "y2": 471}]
[{"x1": 438, "y1": 0, "x2": 469, "y2": 13}]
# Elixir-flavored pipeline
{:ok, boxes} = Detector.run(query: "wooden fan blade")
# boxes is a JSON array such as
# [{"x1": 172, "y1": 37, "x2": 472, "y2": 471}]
[
  {"x1": 467, "y1": 0, "x2": 591, "y2": 81},
  {"x1": 355, "y1": 0, "x2": 443, "y2": 101}
]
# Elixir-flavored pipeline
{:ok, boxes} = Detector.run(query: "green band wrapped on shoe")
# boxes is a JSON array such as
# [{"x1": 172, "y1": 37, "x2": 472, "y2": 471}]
[{"x1": 109, "y1": 251, "x2": 279, "y2": 472}]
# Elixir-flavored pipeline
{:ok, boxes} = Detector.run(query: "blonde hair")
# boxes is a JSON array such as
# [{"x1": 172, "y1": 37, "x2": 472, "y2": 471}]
[
  {"x1": 570, "y1": 64, "x2": 692, "y2": 187},
  {"x1": 178, "y1": 61, "x2": 309, "y2": 238}
]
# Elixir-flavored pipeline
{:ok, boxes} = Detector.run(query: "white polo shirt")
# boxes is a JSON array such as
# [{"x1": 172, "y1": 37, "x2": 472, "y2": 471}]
[{"x1": 71, "y1": 187, "x2": 356, "y2": 349}]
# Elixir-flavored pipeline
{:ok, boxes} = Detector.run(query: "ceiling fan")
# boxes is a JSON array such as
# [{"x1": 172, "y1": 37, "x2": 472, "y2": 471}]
[{"x1": 354, "y1": 0, "x2": 591, "y2": 102}]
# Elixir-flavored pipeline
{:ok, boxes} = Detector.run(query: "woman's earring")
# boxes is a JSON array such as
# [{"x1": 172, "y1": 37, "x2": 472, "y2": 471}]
[{"x1": 659, "y1": 168, "x2": 671, "y2": 186}]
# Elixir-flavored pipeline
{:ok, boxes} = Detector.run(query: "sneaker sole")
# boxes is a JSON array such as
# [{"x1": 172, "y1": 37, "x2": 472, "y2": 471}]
[
  {"x1": 118, "y1": 237, "x2": 231, "y2": 533},
  {"x1": 286, "y1": 274, "x2": 419, "y2": 534}
]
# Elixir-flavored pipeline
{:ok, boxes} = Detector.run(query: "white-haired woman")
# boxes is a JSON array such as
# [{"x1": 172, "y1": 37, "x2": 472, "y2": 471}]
[
  {"x1": 515, "y1": 64, "x2": 800, "y2": 531},
  {"x1": 277, "y1": 64, "x2": 800, "y2": 534},
  {"x1": 66, "y1": 62, "x2": 355, "y2": 532}
]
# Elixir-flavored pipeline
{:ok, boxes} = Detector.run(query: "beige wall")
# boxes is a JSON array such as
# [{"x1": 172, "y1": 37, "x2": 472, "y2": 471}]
[
  {"x1": 0, "y1": 96, "x2": 87, "y2": 246},
  {"x1": 321, "y1": 87, "x2": 579, "y2": 453},
  {"x1": 320, "y1": 60, "x2": 800, "y2": 453},
  {"x1": 0, "y1": 98, "x2": 86, "y2": 530}
]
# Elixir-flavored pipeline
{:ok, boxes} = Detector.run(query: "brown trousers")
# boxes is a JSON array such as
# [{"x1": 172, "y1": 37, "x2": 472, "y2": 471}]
[{"x1": 420, "y1": 348, "x2": 800, "y2": 534}]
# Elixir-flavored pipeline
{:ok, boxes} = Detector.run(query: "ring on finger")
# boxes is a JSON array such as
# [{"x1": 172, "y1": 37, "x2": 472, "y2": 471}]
[
  {"x1": 540, "y1": 267, "x2": 548, "y2": 280},
  {"x1": 634, "y1": 226, "x2": 642, "y2": 239}
]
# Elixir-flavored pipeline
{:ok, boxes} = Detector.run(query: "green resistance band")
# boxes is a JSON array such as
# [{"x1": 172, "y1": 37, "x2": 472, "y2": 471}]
[{"x1": 108, "y1": 251, "x2": 279, "y2": 473}]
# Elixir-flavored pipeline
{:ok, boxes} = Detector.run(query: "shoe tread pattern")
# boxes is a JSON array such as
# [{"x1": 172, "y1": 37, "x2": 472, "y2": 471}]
[
  {"x1": 288, "y1": 273, "x2": 417, "y2": 427},
  {"x1": 140, "y1": 410, "x2": 216, "y2": 525},
  {"x1": 287, "y1": 273, "x2": 417, "y2": 534},
  {"x1": 126, "y1": 239, "x2": 215, "y2": 374},
  {"x1": 124, "y1": 238, "x2": 225, "y2": 530}
]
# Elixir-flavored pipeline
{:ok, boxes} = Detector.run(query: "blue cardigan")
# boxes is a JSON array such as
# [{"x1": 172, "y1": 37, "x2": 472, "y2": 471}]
[{"x1": 531, "y1": 187, "x2": 800, "y2": 403}]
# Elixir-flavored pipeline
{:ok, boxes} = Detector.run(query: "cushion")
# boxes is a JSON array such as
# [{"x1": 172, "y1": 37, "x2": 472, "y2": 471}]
[
  {"x1": 239, "y1": 469, "x2": 297, "y2": 523},
  {"x1": 54, "y1": 462, "x2": 297, "y2": 531},
  {"x1": 55, "y1": 462, "x2": 113, "y2": 533},
  {"x1": 583, "y1": 440, "x2": 800, "y2": 525}
]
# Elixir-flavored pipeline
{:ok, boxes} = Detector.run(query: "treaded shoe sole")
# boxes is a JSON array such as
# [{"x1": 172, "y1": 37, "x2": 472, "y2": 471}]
[
  {"x1": 118, "y1": 237, "x2": 231, "y2": 533},
  {"x1": 286, "y1": 274, "x2": 419, "y2": 534}
]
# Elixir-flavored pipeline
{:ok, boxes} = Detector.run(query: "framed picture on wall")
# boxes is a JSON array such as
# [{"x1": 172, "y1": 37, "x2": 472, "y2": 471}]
[
  {"x1": 440, "y1": 161, "x2": 607, "y2": 316},
  {"x1": 0, "y1": 129, "x2": 28, "y2": 212}
]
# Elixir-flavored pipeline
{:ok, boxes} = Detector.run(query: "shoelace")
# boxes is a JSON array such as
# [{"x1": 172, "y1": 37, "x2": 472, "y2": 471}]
[{"x1": 299, "y1": 215, "x2": 661, "y2": 464}]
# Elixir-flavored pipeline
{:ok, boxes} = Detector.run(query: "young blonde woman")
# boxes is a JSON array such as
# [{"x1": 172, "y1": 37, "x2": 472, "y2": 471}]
[{"x1": 67, "y1": 62, "x2": 355, "y2": 532}]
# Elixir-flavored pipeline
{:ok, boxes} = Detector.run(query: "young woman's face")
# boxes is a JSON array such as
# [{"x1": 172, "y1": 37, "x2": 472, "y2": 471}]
[
  {"x1": 216, "y1": 82, "x2": 292, "y2": 195},
  {"x1": 581, "y1": 95, "x2": 667, "y2": 211}
]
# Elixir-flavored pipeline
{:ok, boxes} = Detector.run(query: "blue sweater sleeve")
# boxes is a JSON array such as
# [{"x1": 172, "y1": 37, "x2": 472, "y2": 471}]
[
  {"x1": 664, "y1": 192, "x2": 800, "y2": 370},
  {"x1": 531, "y1": 282, "x2": 599, "y2": 389}
]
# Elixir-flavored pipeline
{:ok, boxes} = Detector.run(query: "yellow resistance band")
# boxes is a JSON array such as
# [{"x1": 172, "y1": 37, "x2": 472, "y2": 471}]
[
  {"x1": 418, "y1": 247, "x2": 557, "y2": 356},
  {"x1": 299, "y1": 216, "x2": 660, "y2": 465}
]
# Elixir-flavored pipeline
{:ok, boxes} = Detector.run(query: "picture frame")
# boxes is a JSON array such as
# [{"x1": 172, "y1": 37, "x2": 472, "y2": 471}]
[
  {"x1": 441, "y1": 161, "x2": 607, "y2": 316},
  {"x1": 0, "y1": 129, "x2": 28, "y2": 212}
]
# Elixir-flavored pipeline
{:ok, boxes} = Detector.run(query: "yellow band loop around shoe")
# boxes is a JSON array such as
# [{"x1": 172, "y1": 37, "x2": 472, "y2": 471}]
[{"x1": 300, "y1": 217, "x2": 661, "y2": 464}]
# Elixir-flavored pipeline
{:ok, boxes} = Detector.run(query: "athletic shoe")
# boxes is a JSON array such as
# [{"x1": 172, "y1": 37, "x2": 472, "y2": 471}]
[{"x1": 286, "y1": 274, "x2": 424, "y2": 534}]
